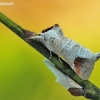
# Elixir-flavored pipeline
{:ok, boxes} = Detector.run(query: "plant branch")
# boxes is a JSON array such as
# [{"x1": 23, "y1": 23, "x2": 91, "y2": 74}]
[{"x1": 0, "y1": 12, "x2": 100, "y2": 100}]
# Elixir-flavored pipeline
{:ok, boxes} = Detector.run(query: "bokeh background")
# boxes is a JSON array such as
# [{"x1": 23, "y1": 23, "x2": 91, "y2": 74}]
[{"x1": 0, "y1": 0, "x2": 100, "y2": 100}]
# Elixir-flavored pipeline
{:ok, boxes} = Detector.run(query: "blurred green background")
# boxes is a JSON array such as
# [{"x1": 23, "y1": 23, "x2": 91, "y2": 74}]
[{"x1": 0, "y1": 0, "x2": 100, "y2": 100}]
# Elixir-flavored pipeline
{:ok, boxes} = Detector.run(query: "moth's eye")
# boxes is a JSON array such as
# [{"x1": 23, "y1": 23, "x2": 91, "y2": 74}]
[{"x1": 49, "y1": 37, "x2": 55, "y2": 42}]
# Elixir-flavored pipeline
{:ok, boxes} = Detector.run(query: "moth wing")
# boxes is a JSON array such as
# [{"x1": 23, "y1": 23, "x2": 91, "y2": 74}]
[
  {"x1": 44, "y1": 59, "x2": 82, "y2": 89},
  {"x1": 73, "y1": 56, "x2": 95, "y2": 80}
]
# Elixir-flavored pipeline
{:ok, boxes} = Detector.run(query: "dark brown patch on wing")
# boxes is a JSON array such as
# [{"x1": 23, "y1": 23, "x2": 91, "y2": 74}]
[
  {"x1": 74, "y1": 57, "x2": 86, "y2": 75},
  {"x1": 68, "y1": 88, "x2": 83, "y2": 96}
]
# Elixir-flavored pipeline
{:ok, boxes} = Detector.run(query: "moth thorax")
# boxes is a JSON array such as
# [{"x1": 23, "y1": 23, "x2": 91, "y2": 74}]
[{"x1": 54, "y1": 36, "x2": 72, "y2": 55}]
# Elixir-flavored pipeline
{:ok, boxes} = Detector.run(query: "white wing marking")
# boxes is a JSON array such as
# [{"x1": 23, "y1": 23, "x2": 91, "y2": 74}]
[{"x1": 44, "y1": 59, "x2": 82, "y2": 89}]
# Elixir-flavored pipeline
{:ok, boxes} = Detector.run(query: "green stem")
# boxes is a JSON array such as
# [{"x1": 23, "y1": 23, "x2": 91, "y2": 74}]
[{"x1": 0, "y1": 12, "x2": 100, "y2": 99}]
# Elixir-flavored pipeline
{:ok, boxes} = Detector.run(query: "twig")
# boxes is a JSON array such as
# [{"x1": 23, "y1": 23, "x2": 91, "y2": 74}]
[{"x1": 0, "y1": 12, "x2": 100, "y2": 100}]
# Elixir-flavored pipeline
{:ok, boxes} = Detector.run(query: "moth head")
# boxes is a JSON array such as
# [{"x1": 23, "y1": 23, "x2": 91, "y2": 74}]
[
  {"x1": 40, "y1": 24, "x2": 64, "y2": 52},
  {"x1": 41, "y1": 24, "x2": 63, "y2": 40}
]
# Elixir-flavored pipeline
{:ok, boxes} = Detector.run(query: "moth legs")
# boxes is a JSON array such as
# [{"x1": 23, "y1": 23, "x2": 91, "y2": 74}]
[
  {"x1": 49, "y1": 51, "x2": 52, "y2": 60},
  {"x1": 58, "y1": 56, "x2": 62, "y2": 63}
]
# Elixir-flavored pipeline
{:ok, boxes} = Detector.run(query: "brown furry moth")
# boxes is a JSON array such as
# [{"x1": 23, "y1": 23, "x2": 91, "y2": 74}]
[{"x1": 26, "y1": 24, "x2": 100, "y2": 96}]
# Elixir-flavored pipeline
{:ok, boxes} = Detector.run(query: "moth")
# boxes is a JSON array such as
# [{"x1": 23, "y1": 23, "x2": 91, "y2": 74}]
[{"x1": 26, "y1": 24, "x2": 100, "y2": 96}]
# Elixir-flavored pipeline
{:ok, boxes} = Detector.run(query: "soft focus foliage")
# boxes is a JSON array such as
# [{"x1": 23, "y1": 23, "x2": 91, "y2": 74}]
[{"x1": 0, "y1": 0, "x2": 100, "y2": 100}]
